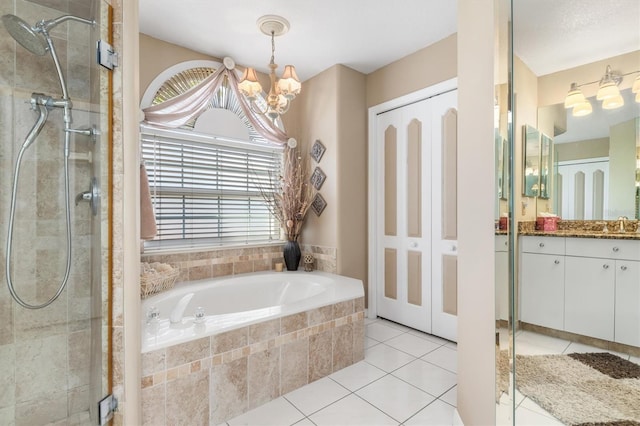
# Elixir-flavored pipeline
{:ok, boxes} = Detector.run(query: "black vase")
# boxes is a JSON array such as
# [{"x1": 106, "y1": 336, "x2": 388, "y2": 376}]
[{"x1": 283, "y1": 240, "x2": 301, "y2": 271}]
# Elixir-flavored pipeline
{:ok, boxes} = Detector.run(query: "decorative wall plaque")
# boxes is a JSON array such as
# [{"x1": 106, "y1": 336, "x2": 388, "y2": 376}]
[
  {"x1": 311, "y1": 193, "x2": 327, "y2": 216},
  {"x1": 310, "y1": 166, "x2": 326, "y2": 190},
  {"x1": 310, "y1": 139, "x2": 326, "y2": 163}
]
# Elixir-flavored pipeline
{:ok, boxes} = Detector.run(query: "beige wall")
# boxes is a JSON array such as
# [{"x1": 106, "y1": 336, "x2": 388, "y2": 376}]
[
  {"x1": 514, "y1": 56, "x2": 539, "y2": 220},
  {"x1": 284, "y1": 64, "x2": 369, "y2": 296},
  {"x1": 289, "y1": 66, "x2": 340, "y2": 248},
  {"x1": 139, "y1": 34, "x2": 219, "y2": 98},
  {"x1": 609, "y1": 118, "x2": 639, "y2": 217},
  {"x1": 457, "y1": 0, "x2": 496, "y2": 424},
  {"x1": 555, "y1": 137, "x2": 609, "y2": 161},
  {"x1": 336, "y1": 66, "x2": 368, "y2": 300},
  {"x1": 366, "y1": 34, "x2": 457, "y2": 107}
]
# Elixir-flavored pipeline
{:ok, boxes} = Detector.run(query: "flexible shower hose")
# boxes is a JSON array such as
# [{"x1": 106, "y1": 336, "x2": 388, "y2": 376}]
[{"x1": 5, "y1": 107, "x2": 72, "y2": 309}]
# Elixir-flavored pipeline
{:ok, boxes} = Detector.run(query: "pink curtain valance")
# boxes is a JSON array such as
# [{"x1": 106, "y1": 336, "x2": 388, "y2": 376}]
[{"x1": 142, "y1": 64, "x2": 288, "y2": 145}]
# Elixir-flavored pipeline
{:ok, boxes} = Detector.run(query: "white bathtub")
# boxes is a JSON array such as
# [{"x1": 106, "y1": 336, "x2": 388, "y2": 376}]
[{"x1": 141, "y1": 270, "x2": 364, "y2": 353}]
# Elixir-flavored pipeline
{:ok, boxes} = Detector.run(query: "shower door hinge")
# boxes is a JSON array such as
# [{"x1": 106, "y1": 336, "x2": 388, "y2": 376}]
[
  {"x1": 98, "y1": 394, "x2": 118, "y2": 425},
  {"x1": 97, "y1": 40, "x2": 118, "y2": 70}
]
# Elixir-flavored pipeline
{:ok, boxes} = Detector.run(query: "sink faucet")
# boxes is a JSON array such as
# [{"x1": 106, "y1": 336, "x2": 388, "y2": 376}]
[{"x1": 618, "y1": 216, "x2": 628, "y2": 233}]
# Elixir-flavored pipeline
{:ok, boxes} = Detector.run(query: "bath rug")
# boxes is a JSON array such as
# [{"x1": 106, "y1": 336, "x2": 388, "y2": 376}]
[{"x1": 515, "y1": 353, "x2": 640, "y2": 425}]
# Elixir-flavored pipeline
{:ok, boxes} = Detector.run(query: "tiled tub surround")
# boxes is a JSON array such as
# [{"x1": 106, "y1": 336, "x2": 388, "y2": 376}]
[
  {"x1": 141, "y1": 296, "x2": 365, "y2": 424},
  {"x1": 141, "y1": 244, "x2": 338, "y2": 283}
]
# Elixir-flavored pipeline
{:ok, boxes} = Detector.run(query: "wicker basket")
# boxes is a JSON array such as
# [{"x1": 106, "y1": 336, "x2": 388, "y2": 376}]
[{"x1": 140, "y1": 262, "x2": 180, "y2": 298}]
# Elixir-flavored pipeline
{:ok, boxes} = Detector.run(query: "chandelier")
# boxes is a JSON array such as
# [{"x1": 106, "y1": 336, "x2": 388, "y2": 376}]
[
  {"x1": 238, "y1": 15, "x2": 301, "y2": 123},
  {"x1": 564, "y1": 65, "x2": 640, "y2": 117}
]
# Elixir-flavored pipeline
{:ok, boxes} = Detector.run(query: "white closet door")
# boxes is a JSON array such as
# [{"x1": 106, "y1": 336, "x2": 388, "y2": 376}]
[
  {"x1": 431, "y1": 90, "x2": 458, "y2": 342},
  {"x1": 558, "y1": 159, "x2": 608, "y2": 220},
  {"x1": 376, "y1": 99, "x2": 433, "y2": 333},
  {"x1": 374, "y1": 89, "x2": 458, "y2": 342}
]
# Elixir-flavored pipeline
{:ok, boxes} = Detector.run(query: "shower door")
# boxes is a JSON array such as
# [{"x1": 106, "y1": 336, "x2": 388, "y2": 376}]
[{"x1": 0, "y1": 0, "x2": 111, "y2": 425}]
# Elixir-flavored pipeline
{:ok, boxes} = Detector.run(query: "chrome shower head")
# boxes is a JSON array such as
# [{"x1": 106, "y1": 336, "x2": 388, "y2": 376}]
[{"x1": 1, "y1": 14, "x2": 47, "y2": 56}]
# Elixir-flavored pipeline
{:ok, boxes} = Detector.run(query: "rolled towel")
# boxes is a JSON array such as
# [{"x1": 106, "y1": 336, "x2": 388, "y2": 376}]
[{"x1": 140, "y1": 164, "x2": 157, "y2": 240}]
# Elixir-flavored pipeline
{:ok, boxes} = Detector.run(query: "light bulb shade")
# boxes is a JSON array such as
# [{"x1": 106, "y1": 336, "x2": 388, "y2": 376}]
[
  {"x1": 238, "y1": 67, "x2": 262, "y2": 98},
  {"x1": 596, "y1": 80, "x2": 620, "y2": 101},
  {"x1": 572, "y1": 100, "x2": 592, "y2": 117},
  {"x1": 633, "y1": 75, "x2": 640, "y2": 94},
  {"x1": 564, "y1": 84, "x2": 585, "y2": 108},
  {"x1": 277, "y1": 65, "x2": 301, "y2": 99},
  {"x1": 602, "y1": 94, "x2": 624, "y2": 110}
]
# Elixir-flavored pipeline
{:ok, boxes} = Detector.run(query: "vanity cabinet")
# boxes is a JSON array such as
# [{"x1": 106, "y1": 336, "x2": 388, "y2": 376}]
[
  {"x1": 564, "y1": 237, "x2": 640, "y2": 343},
  {"x1": 495, "y1": 235, "x2": 509, "y2": 321},
  {"x1": 520, "y1": 235, "x2": 640, "y2": 346},
  {"x1": 520, "y1": 237, "x2": 565, "y2": 330},
  {"x1": 564, "y1": 256, "x2": 615, "y2": 340},
  {"x1": 615, "y1": 260, "x2": 640, "y2": 346}
]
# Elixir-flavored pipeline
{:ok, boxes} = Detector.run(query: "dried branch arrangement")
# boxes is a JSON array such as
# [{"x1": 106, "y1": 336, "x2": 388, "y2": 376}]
[{"x1": 259, "y1": 144, "x2": 315, "y2": 241}]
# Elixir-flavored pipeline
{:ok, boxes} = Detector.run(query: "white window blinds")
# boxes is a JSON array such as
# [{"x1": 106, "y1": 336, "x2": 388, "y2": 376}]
[{"x1": 141, "y1": 126, "x2": 283, "y2": 250}]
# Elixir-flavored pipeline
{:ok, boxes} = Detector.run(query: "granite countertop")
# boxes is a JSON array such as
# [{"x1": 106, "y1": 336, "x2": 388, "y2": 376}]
[
  {"x1": 518, "y1": 230, "x2": 640, "y2": 240},
  {"x1": 494, "y1": 219, "x2": 640, "y2": 240}
]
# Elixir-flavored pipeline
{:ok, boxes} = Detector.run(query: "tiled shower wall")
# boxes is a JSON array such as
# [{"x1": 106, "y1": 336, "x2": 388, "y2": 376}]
[
  {"x1": 141, "y1": 297, "x2": 365, "y2": 425},
  {"x1": 0, "y1": 0, "x2": 103, "y2": 424}
]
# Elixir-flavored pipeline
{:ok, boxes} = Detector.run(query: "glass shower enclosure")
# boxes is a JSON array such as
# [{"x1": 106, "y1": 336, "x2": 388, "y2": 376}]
[{"x1": 0, "y1": 0, "x2": 110, "y2": 424}]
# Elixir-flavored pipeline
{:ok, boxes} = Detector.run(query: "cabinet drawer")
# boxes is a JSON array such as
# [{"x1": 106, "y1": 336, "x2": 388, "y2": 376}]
[
  {"x1": 521, "y1": 236, "x2": 565, "y2": 255},
  {"x1": 565, "y1": 238, "x2": 640, "y2": 261}
]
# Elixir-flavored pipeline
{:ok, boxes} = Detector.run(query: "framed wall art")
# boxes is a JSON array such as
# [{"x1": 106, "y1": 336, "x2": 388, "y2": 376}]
[
  {"x1": 311, "y1": 193, "x2": 327, "y2": 216},
  {"x1": 310, "y1": 166, "x2": 326, "y2": 190},
  {"x1": 310, "y1": 139, "x2": 326, "y2": 163}
]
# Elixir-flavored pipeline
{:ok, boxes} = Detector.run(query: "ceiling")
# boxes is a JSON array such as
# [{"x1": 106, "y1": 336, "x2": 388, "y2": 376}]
[
  {"x1": 513, "y1": 0, "x2": 640, "y2": 77},
  {"x1": 138, "y1": 0, "x2": 457, "y2": 82},
  {"x1": 139, "y1": 1, "x2": 639, "y2": 81}
]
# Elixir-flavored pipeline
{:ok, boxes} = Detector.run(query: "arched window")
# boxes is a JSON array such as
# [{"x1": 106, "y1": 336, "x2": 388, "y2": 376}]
[{"x1": 140, "y1": 61, "x2": 283, "y2": 250}]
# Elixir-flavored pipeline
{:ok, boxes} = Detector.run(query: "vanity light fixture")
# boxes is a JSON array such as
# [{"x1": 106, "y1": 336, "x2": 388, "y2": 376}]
[
  {"x1": 564, "y1": 83, "x2": 586, "y2": 108},
  {"x1": 563, "y1": 65, "x2": 640, "y2": 117},
  {"x1": 238, "y1": 15, "x2": 301, "y2": 123}
]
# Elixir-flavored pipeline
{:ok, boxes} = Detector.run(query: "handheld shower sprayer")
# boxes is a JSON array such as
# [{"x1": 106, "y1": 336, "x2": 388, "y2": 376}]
[{"x1": 2, "y1": 13, "x2": 96, "y2": 309}]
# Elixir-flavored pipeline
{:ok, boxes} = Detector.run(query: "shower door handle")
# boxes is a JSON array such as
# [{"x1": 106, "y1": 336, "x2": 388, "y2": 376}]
[{"x1": 75, "y1": 177, "x2": 99, "y2": 216}]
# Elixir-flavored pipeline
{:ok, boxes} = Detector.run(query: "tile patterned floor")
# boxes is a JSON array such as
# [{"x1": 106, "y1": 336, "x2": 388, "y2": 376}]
[
  {"x1": 223, "y1": 320, "x2": 639, "y2": 425},
  {"x1": 223, "y1": 317, "x2": 458, "y2": 426}
]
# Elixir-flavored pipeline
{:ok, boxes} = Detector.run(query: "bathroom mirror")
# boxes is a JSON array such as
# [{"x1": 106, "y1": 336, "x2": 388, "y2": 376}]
[
  {"x1": 540, "y1": 88, "x2": 640, "y2": 219},
  {"x1": 522, "y1": 125, "x2": 540, "y2": 197},
  {"x1": 538, "y1": 133, "x2": 552, "y2": 199}
]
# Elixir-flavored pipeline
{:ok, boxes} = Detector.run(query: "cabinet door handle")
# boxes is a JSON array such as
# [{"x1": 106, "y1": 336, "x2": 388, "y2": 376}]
[
  {"x1": 504, "y1": 241, "x2": 508, "y2": 246},
  {"x1": 603, "y1": 264, "x2": 609, "y2": 269},
  {"x1": 539, "y1": 242, "x2": 545, "y2": 248},
  {"x1": 613, "y1": 247, "x2": 619, "y2": 252},
  {"x1": 621, "y1": 265, "x2": 627, "y2": 271},
  {"x1": 554, "y1": 259, "x2": 560, "y2": 265}
]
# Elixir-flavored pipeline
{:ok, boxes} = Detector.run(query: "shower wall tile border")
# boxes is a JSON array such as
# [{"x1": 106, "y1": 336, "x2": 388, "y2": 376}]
[{"x1": 140, "y1": 301, "x2": 365, "y2": 425}]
